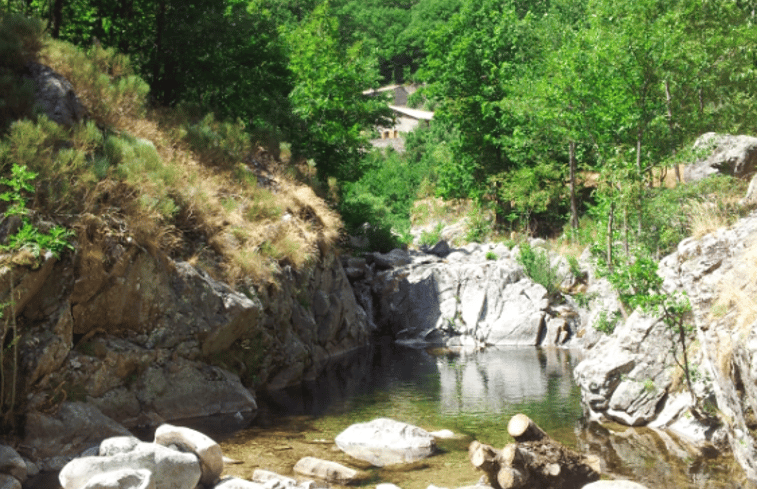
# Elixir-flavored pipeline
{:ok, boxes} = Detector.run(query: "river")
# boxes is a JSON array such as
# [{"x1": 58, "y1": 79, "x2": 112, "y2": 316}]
[{"x1": 204, "y1": 341, "x2": 747, "y2": 489}]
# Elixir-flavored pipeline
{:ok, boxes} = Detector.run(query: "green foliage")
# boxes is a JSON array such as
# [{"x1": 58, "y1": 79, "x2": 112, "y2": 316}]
[
  {"x1": 604, "y1": 250, "x2": 701, "y2": 405},
  {"x1": 419, "y1": 222, "x2": 445, "y2": 247},
  {"x1": 594, "y1": 310, "x2": 620, "y2": 335},
  {"x1": 485, "y1": 251, "x2": 498, "y2": 261},
  {"x1": 183, "y1": 113, "x2": 252, "y2": 167},
  {"x1": 107, "y1": 134, "x2": 178, "y2": 219},
  {"x1": 285, "y1": 2, "x2": 392, "y2": 182},
  {"x1": 0, "y1": 163, "x2": 74, "y2": 258},
  {"x1": 0, "y1": 14, "x2": 44, "y2": 130},
  {"x1": 465, "y1": 203, "x2": 494, "y2": 243},
  {"x1": 517, "y1": 241, "x2": 562, "y2": 297}
]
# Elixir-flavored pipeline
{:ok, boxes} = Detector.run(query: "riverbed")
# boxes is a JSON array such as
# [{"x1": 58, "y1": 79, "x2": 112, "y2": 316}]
[{"x1": 209, "y1": 342, "x2": 748, "y2": 489}]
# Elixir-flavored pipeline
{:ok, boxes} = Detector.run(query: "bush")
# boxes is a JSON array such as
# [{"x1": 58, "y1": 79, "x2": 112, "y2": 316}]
[
  {"x1": 0, "y1": 14, "x2": 45, "y2": 130},
  {"x1": 42, "y1": 40, "x2": 149, "y2": 127},
  {"x1": 517, "y1": 241, "x2": 562, "y2": 297}
]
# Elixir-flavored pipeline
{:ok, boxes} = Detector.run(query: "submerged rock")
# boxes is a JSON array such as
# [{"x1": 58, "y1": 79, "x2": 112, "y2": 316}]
[
  {"x1": 335, "y1": 418, "x2": 437, "y2": 467},
  {"x1": 293, "y1": 457, "x2": 362, "y2": 484}
]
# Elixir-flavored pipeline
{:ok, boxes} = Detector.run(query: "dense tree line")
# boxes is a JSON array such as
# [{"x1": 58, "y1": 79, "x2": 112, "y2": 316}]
[{"x1": 3, "y1": 0, "x2": 757, "y2": 257}]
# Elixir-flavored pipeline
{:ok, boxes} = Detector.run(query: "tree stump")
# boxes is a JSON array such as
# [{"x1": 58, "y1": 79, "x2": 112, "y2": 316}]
[{"x1": 469, "y1": 414, "x2": 600, "y2": 489}]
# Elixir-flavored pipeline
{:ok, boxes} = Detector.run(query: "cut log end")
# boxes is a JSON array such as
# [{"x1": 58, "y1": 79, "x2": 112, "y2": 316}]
[{"x1": 507, "y1": 413, "x2": 547, "y2": 442}]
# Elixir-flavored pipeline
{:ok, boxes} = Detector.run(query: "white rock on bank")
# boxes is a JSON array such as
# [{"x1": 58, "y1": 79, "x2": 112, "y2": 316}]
[
  {"x1": 59, "y1": 443, "x2": 201, "y2": 489},
  {"x1": 154, "y1": 424, "x2": 223, "y2": 486},
  {"x1": 99, "y1": 436, "x2": 141, "y2": 457},
  {"x1": 582, "y1": 481, "x2": 649, "y2": 489},
  {"x1": 80, "y1": 469, "x2": 154, "y2": 489},
  {"x1": 215, "y1": 477, "x2": 265, "y2": 489},
  {"x1": 335, "y1": 418, "x2": 437, "y2": 467}
]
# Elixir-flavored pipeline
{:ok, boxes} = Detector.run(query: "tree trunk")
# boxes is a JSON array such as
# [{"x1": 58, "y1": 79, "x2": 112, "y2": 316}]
[
  {"x1": 606, "y1": 200, "x2": 614, "y2": 273},
  {"x1": 470, "y1": 414, "x2": 600, "y2": 489},
  {"x1": 50, "y1": 0, "x2": 64, "y2": 38},
  {"x1": 569, "y1": 140, "x2": 578, "y2": 229},
  {"x1": 665, "y1": 80, "x2": 681, "y2": 183}
]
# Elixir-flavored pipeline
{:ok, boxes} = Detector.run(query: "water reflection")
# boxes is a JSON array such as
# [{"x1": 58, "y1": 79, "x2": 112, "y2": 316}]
[
  {"x1": 437, "y1": 347, "x2": 579, "y2": 414},
  {"x1": 221, "y1": 343, "x2": 747, "y2": 489}
]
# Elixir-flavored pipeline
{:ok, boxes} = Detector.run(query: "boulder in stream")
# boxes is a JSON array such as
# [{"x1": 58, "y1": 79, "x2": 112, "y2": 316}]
[{"x1": 335, "y1": 418, "x2": 437, "y2": 467}]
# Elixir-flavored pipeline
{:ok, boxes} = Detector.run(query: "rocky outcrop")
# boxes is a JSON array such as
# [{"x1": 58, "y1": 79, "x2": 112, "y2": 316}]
[
  {"x1": 346, "y1": 243, "x2": 581, "y2": 348},
  {"x1": 27, "y1": 62, "x2": 86, "y2": 126},
  {"x1": 335, "y1": 418, "x2": 437, "y2": 466},
  {"x1": 684, "y1": 132, "x2": 757, "y2": 182},
  {"x1": 574, "y1": 212, "x2": 757, "y2": 480},
  {"x1": 2, "y1": 215, "x2": 371, "y2": 471}
]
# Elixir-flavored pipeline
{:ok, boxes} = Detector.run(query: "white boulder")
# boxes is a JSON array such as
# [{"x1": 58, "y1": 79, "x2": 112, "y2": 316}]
[
  {"x1": 59, "y1": 443, "x2": 201, "y2": 489},
  {"x1": 154, "y1": 424, "x2": 223, "y2": 486},
  {"x1": 335, "y1": 418, "x2": 436, "y2": 467}
]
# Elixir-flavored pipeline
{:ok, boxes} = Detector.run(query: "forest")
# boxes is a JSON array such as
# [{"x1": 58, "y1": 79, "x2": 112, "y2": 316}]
[{"x1": 3, "y1": 0, "x2": 757, "y2": 267}]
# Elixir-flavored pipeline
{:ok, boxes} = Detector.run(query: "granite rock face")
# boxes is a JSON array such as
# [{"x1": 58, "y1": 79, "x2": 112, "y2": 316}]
[
  {"x1": 684, "y1": 132, "x2": 757, "y2": 181},
  {"x1": 347, "y1": 243, "x2": 581, "y2": 348},
  {"x1": 574, "y1": 212, "x2": 757, "y2": 480}
]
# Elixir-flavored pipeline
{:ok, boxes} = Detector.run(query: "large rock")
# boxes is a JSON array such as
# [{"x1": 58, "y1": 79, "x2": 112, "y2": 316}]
[
  {"x1": 356, "y1": 244, "x2": 563, "y2": 347},
  {"x1": 153, "y1": 424, "x2": 222, "y2": 486},
  {"x1": 59, "y1": 443, "x2": 201, "y2": 489},
  {"x1": 80, "y1": 469, "x2": 154, "y2": 489},
  {"x1": 28, "y1": 62, "x2": 86, "y2": 126},
  {"x1": 23, "y1": 402, "x2": 132, "y2": 461},
  {"x1": 684, "y1": 132, "x2": 757, "y2": 181},
  {"x1": 575, "y1": 212, "x2": 757, "y2": 480},
  {"x1": 0, "y1": 474, "x2": 21, "y2": 489},
  {"x1": 0, "y1": 445, "x2": 26, "y2": 482},
  {"x1": 335, "y1": 418, "x2": 436, "y2": 466}
]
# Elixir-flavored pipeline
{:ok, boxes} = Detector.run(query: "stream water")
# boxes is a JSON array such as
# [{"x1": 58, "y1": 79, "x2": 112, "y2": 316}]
[{"x1": 210, "y1": 341, "x2": 749, "y2": 489}]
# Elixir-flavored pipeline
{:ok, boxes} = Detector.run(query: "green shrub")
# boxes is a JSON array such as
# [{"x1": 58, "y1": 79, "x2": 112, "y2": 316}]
[
  {"x1": 184, "y1": 113, "x2": 252, "y2": 167},
  {"x1": 517, "y1": 241, "x2": 562, "y2": 297},
  {"x1": 419, "y1": 222, "x2": 444, "y2": 247},
  {"x1": 485, "y1": 251, "x2": 498, "y2": 260}
]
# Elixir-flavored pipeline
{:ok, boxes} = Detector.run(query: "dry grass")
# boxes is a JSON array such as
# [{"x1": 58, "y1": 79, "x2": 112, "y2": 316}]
[
  {"x1": 411, "y1": 197, "x2": 472, "y2": 227},
  {"x1": 3, "y1": 35, "x2": 342, "y2": 287}
]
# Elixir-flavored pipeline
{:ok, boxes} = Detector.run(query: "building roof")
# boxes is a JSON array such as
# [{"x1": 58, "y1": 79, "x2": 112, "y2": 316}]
[{"x1": 388, "y1": 105, "x2": 434, "y2": 120}]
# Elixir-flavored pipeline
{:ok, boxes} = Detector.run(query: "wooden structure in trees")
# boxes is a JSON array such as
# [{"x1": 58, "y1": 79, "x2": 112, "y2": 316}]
[{"x1": 468, "y1": 414, "x2": 601, "y2": 489}]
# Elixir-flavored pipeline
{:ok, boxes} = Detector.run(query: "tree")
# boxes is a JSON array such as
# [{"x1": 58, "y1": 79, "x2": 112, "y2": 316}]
[{"x1": 284, "y1": 2, "x2": 392, "y2": 182}]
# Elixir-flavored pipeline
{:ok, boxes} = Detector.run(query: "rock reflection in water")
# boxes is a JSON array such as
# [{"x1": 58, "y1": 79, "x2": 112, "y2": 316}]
[
  {"x1": 576, "y1": 421, "x2": 754, "y2": 489},
  {"x1": 437, "y1": 346, "x2": 579, "y2": 414}
]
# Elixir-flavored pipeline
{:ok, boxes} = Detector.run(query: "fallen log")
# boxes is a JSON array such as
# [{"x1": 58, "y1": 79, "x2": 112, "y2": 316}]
[{"x1": 469, "y1": 414, "x2": 600, "y2": 489}]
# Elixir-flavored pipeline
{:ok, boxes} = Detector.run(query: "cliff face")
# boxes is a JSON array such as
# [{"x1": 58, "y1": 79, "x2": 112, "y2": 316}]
[
  {"x1": 8, "y1": 224, "x2": 371, "y2": 435},
  {"x1": 574, "y1": 211, "x2": 757, "y2": 481}
]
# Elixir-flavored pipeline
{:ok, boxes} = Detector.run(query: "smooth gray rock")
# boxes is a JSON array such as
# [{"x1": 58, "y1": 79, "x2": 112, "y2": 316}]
[
  {"x1": 153, "y1": 424, "x2": 222, "y2": 486},
  {"x1": 364, "y1": 245, "x2": 559, "y2": 347},
  {"x1": 574, "y1": 312, "x2": 673, "y2": 426},
  {"x1": 685, "y1": 132, "x2": 757, "y2": 181},
  {"x1": 59, "y1": 443, "x2": 200, "y2": 489},
  {"x1": 0, "y1": 445, "x2": 26, "y2": 482},
  {"x1": 293, "y1": 457, "x2": 362, "y2": 484},
  {"x1": 0, "y1": 474, "x2": 21, "y2": 489},
  {"x1": 335, "y1": 418, "x2": 436, "y2": 467},
  {"x1": 28, "y1": 62, "x2": 86, "y2": 126},
  {"x1": 252, "y1": 469, "x2": 298, "y2": 489},
  {"x1": 23, "y1": 402, "x2": 132, "y2": 460}
]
